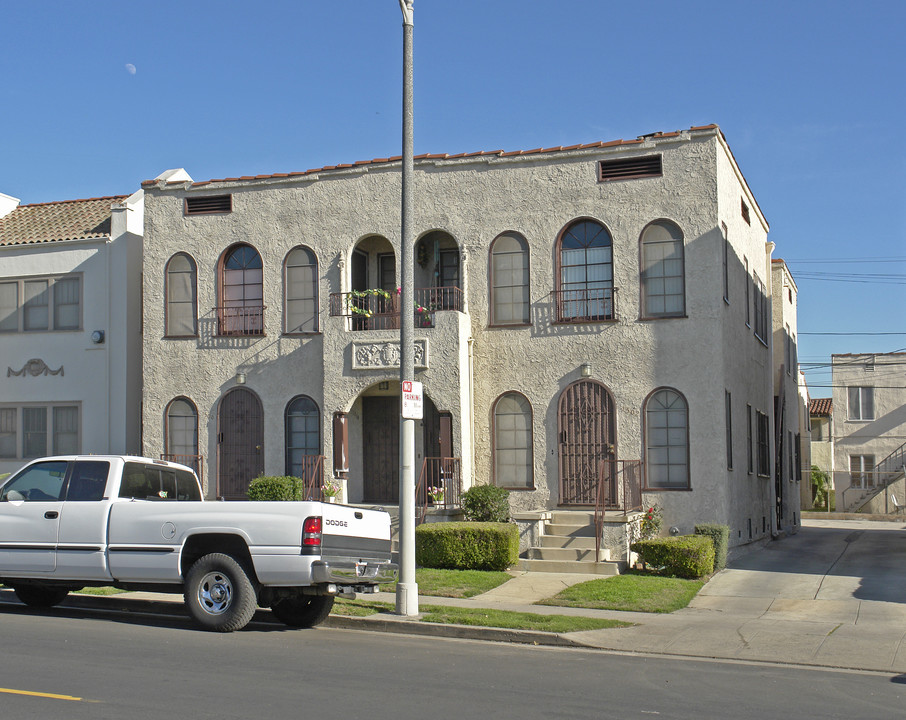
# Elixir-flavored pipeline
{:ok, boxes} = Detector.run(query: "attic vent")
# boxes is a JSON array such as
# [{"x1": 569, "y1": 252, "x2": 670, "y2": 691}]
[
  {"x1": 185, "y1": 195, "x2": 232, "y2": 215},
  {"x1": 597, "y1": 155, "x2": 662, "y2": 182},
  {"x1": 741, "y1": 198, "x2": 751, "y2": 225}
]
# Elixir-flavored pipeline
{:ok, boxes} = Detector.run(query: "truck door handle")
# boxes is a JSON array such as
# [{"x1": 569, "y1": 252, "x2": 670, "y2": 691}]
[{"x1": 44, "y1": 511, "x2": 59, "y2": 519}]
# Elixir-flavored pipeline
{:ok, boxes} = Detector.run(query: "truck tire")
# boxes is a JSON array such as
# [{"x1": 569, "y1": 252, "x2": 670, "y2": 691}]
[
  {"x1": 271, "y1": 595, "x2": 335, "y2": 628},
  {"x1": 184, "y1": 553, "x2": 257, "y2": 632},
  {"x1": 12, "y1": 585, "x2": 71, "y2": 608}
]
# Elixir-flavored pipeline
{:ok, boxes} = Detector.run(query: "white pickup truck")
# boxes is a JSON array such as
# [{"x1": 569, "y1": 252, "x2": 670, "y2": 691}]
[{"x1": 0, "y1": 456, "x2": 397, "y2": 631}]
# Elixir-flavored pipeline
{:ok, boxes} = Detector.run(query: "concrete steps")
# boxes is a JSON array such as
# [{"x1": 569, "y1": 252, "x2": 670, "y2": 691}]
[{"x1": 521, "y1": 510, "x2": 623, "y2": 575}]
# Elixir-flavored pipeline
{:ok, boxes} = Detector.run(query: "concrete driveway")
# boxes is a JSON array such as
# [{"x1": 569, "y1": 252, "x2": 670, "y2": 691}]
[{"x1": 568, "y1": 518, "x2": 906, "y2": 671}]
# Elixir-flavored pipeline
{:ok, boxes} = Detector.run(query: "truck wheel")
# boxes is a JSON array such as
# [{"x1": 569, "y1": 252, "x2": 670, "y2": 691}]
[
  {"x1": 12, "y1": 585, "x2": 71, "y2": 608},
  {"x1": 271, "y1": 595, "x2": 335, "y2": 628},
  {"x1": 184, "y1": 553, "x2": 257, "y2": 632}
]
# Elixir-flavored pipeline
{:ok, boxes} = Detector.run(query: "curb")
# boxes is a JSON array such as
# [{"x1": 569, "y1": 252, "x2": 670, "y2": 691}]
[{"x1": 1, "y1": 591, "x2": 584, "y2": 648}]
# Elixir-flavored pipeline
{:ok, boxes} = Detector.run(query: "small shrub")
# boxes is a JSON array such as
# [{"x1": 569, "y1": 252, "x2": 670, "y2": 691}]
[
  {"x1": 247, "y1": 475, "x2": 303, "y2": 501},
  {"x1": 415, "y1": 522, "x2": 518, "y2": 571},
  {"x1": 630, "y1": 535, "x2": 715, "y2": 579},
  {"x1": 694, "y1": 523, "x2": 729, "y2": 570},
  {"x1": 461, "y1": 485, "x2": 510, "y2": 522}
]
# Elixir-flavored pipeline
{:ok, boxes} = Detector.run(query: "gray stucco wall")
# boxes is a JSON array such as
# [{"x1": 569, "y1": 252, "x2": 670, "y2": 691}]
[{"x1": 141, "y1": 126, "x2": 780, "y2": 548}]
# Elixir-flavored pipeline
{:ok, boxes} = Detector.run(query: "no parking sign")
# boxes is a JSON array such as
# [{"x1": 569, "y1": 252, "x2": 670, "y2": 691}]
[{"x1": 401, "y1": 381, "x2": 423, "y2": 419}]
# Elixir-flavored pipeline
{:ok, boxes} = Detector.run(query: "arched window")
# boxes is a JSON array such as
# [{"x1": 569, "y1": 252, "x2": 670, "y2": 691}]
[
  {"x1": 219, "y1": 244, "x2": 264, "y2": 335},
  {"x1": 556, "y1": 219, "x2": 614, "y2": 322},
  {"x1": 489, "y1": 233, "x2": 530, "y2": 325},
  {"x1": 644, "y1": 388, "x2": 689, "y2": 489},
  {"x1": 285, "y1": 396, "x2": 321, "y2": 480},
  {"x1": 165, "y1": 253, "x2": 197, "y2": 336},
  {"x1": 284, "y1": 246, "x2": 318, "y2": 333},
  {"x1": 640, "y1": 221, "x2": 685, "y2": 318},
  {"x1": 493, "y1": 392, "x2": 533, "y2": 489},
  {"x1": 165, "y1": 397, "x2": 198, "y2": 467}
]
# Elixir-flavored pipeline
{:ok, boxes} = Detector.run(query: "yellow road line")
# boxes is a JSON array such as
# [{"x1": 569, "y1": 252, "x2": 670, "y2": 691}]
[{"x1": 0, "y1": 687, "x2": 84, "y2": 702}]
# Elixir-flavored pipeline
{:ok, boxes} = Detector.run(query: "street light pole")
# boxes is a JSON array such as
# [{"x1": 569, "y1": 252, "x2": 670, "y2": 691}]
[{"x1": 396, "y1": 0, "x2": 418, "y2": 616}]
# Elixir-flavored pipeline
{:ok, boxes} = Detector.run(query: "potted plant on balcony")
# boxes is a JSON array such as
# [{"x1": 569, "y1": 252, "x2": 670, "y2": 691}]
[{"x1": 322, "y1": 478, "x2": 341, "y2": 503}]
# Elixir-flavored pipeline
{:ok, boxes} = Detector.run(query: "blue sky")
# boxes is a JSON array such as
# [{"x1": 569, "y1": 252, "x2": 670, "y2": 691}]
[{"x1": 2, "y1": 0, "x2": 903, "y2": 393}]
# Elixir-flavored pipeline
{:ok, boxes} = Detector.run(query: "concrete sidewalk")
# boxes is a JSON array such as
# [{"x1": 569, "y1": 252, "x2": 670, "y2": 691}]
[{"x1": 4, "y1": 518, "x2": 906, "y2": 673}]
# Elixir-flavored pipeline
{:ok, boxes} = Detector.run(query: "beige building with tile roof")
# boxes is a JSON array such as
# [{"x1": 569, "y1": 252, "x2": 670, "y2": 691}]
[
  {"x1": 139, "y1": 124, "x2": 801, "y2": 558},
  {"x1": 0, "y1": 192, "x2": 144, "y2": 475}
]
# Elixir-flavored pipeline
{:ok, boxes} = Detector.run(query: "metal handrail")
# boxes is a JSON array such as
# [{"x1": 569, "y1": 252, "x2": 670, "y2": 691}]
[
  {"x1": 594, "y1": 459, "x2": 642, "y2": 562},
  {"x1": 416, "y1": 457, "x2": 461, "y2": 524},
  {"x1": 550, "y1": 287, "x2": 618, "y2": 323},
  {"x1": 214, "y1": 305, "x2": 266, "y2": 336},
  {"x1": 296, "y1": 455, "x2": 326, "y2": 501}
]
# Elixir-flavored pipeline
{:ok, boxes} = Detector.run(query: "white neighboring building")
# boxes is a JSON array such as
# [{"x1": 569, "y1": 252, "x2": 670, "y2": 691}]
[
  {"x1": 0, "y1": 191, "x2": 144, "y2": 476},
  {"x1": 832, "y1": 353, "x2": 906, "y2": 512}
]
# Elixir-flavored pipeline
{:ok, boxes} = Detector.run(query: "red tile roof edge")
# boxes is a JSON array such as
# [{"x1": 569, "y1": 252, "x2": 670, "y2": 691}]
[
  {"x1": 809, "y1": 398, "x2": 833, "y2": 416},
  {"x1": 16, "y1": 195, "x2": 128, "y2": 208},
  {"x1": 141, "y1": 125, "x2": 722, "y2": 189}
]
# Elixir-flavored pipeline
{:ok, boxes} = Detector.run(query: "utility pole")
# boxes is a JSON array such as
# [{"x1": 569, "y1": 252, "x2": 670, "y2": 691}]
[{"x1": 396, "y1": 0, "x2": 418, "y2": 616}]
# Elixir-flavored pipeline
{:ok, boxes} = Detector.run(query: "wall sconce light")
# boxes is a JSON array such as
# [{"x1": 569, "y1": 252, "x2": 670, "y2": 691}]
[
  {"x1": 236, "y1": 372, "x2": 246, "y2": 385},
  {"x1": 580, "y1": 363, "x2": 592, "y2": 377},
  {"x1": 379, "y1": 381, "x2": 389, "y2": 391}
]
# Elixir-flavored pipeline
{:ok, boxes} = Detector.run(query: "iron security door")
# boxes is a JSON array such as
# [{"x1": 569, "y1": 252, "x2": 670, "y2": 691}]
[
  {"x1": 218, "y1": 388, "x2": 264, "y2": 499},
  {"x1": 362, "y1": 397, "x2": 399, "y2": 504},
  {"x1": 559, "y1": 381, "x2": 616, "y2": 505}
]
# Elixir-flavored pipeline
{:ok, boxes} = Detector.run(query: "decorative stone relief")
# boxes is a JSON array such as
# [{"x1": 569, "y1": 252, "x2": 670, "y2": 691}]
[
  {"x1": 352, "y1": 340, "x2": 428, "y2": 370},
  {"x1": 8, "y1": 358, "x2": 64, "y2": 377}
]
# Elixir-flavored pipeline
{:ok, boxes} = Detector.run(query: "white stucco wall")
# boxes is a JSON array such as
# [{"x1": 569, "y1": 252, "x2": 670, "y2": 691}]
[
  {"x1": 0, "y1": 193, "x2": 143, "y2": 476},
  {"x1": 141, "y1": 126, "x2": 778, "y2": 547}
]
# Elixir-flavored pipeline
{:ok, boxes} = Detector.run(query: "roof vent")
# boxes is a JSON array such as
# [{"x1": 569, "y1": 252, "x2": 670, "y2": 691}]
[
  {"x1": 598, "y1": 155, "x2": 662, "y2": 182},
  {"x1": 185, "y1": 195, "x2": 232, "y2": 215}
]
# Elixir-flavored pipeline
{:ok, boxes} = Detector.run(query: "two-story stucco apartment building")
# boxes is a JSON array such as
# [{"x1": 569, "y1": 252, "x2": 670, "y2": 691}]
[
  {"x1": 0, "y1": 191, "x2": 144, "y2": 477},
  {"x1": 140, "y1": 124, "x2": 799, "y2": 552}
]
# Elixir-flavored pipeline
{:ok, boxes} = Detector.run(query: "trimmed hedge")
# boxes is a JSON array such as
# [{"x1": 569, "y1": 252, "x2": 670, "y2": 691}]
[
  {"x1": 461, "y1": 485, "x2": 511, "y2": 522},
  {"x1": 247, "y1": 475, "x2": 304, "y2": 501},
  {"x1": 415, "y1": 522, "x2": 518, "y2": 571},
  {"x1": 694, "y1": 523, "x2": 730, "y2": 570},
  {"x1": 630, "y1": 535, "x2": 715, "y2": 579}
]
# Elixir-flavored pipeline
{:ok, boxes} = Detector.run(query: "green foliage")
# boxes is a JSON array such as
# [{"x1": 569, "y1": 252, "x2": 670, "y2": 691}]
[
  {"x1": 811, "y1": 465, "x2": 834, "y2": 510},
  {"x1": 694, "y1": 523, "x2": 730, "y2": 570},
  {"x1": 247, "y1": 475, "x2": 303, "y2": 501},
  {"x1": 461, "y1": 485, "x2": 511, "y2": 522},
  {"x1": 640, "y1": 505, "x2": 663, "y2": 539},
  {"x1": 0, "y1": 473, "x2": 8, "y2": 483},
  {"x1": 538, "y1": 572, "x2": 705, "y2": 613},
  {"x1": 630, "y1": 535, "x2": 715, "y2": 579},
  {"x1": 415, "y1": 522, "x2": 518, "y2": 571}
]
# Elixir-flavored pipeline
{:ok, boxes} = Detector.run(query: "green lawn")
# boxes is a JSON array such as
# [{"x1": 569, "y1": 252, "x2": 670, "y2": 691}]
[
  {"x1": 537, "y1": 572, "x2": 705, "y2": 614},
  {"x1": 381, "y1": 568, "x2": 511, "y2": 598},
  {"x1": 332, "y1": 598, "x2": 632, "y2": 632}
]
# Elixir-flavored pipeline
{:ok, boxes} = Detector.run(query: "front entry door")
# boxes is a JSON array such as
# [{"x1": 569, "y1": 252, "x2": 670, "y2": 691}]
[
  {"x1": 362, "y1": 397, "x2": 399, "y2": 504},
  {"x1": 558, "y1": 380, "x2": 616, "y2": 505},
  {"x1": 218, "y1": 388, "x2": 264, "y2": 499}
]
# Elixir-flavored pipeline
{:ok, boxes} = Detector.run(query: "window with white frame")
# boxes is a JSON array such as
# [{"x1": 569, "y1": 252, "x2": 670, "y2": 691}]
[
  {"x1": 0, "y1": 275, "x2": 81, "y2": 333},
  {"x1": 849, "y1": 454, "x2": 875, "y2": 487},
  {"x1": 848, "y1": 387, "x2": 874, "y2": 421},
  {"x1": 0, "y1": 404, "x2": 80, "y2": 459}
]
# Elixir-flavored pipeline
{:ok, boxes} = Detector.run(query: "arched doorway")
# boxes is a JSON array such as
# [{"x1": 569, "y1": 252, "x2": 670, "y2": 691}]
[
  {"x1": 558, "y1": 380, "x2": 616, "y2": 505},
  {"x1": 218, "y1": 388, "x2": 264, "y2": 499},
  {"x1": 359, "y1": 390, "x2": 447, "y2": 504}
]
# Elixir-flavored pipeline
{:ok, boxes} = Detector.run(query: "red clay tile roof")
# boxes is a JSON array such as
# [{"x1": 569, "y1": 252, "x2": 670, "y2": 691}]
[
  {"x1": 0, "y1": 196, "x2": 126, "y2": 247},
  {"x1": 142, "y1": 125, "x2": 722, "y2": 189},
  {"x1": 809, "y1": 398, "x2": 833, "y2": 416}
]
